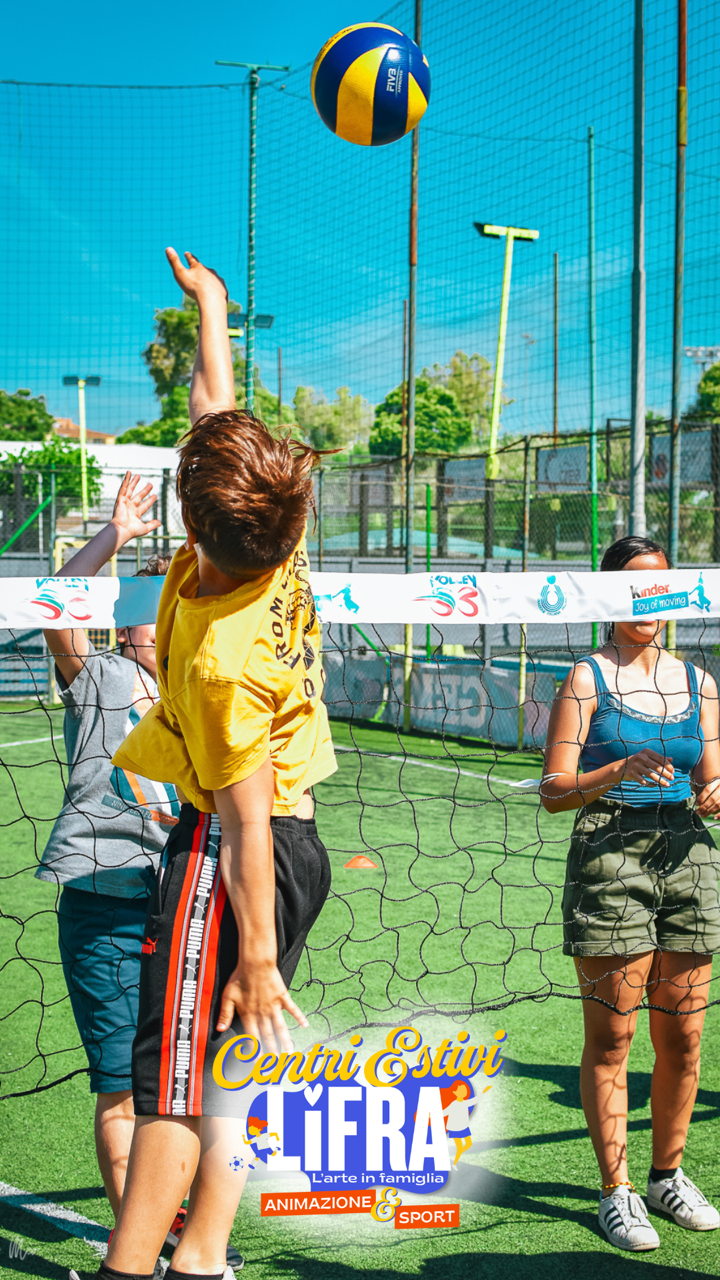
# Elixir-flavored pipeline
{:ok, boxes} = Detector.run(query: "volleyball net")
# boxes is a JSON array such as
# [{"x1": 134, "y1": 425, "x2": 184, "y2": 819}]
[{"x1": 2, "y1": 566, "x2": 720, "y2": 1102}]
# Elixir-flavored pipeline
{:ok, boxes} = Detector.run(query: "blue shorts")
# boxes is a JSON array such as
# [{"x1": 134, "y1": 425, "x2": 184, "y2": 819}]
[
  {"x1": 58, "y1": 885, "x2": 150, "y2": 1093},
  {"x1": 447, "y1": 1127, "x2": 472, "y2": 1139}
]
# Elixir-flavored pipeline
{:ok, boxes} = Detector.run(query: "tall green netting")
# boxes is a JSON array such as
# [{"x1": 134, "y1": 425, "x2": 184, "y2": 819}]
[{"x1": 1, "y1": 0, "x2": 720, "y2": 1102}]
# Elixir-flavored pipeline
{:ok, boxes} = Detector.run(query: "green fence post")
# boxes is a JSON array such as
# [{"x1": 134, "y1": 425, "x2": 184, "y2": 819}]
[{"x1": 426, "y1": 481, "x2": 432, "y2": 660}]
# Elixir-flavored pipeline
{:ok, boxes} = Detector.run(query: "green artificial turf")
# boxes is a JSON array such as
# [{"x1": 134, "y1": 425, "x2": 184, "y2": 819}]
[{"x1": 2, "y1": 712, "x2": 720, "y2": 1278}]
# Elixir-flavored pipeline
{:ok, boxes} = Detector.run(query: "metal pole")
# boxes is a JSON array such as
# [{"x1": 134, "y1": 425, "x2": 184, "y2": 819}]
[
  {"x1": 37, "y1": 471, "x2": 43, "y2": 555},
  {"x1": 404, "y1": 0, "x2": 422, "y2": 734},
  {"x1": 401, "y1": 299, "x2": 408, "y2": 472},
  {"x1": 522, "y1": 437, "x2": 531, "y2": 571},
  {"x1": 630, "y1": 0, "x2": 647, "y2": 536},
  {"x1": 246, "y1": 67, "x2": 259, "y2": 413},
  {"x1": 400, "y1": 298, "x2": 408, "y2": 557},
  {"x1": 109, "y1": 553, "x2": 118, "y2": 652},
  {"x1": 485, "y1": 230, "x2": 516, "y2": 560},
  {"x1": 553, "y1": 252, "x2": 559, "y2": 445},
  {"x1": 589, "y1": 127, "x2": 598, "y2": 568},
  {"x1": 518, "y1": 438, "x2": 531, "y2": 752},
  {"x1": 48, "y1": 465, "x2": 56, "y2": 575},
  {"x1": 277, "y1": 346, "x2": 283, "y2": 427},
  {"x1": 426, "y1": 481, "x2": 432, "y2": 661},
  {"x1": 669, "y1": 0, "x2": 687, "y2": 565},
  {"x1": 589, "y1": 125, "x2": 599, "y2": 649},
  {"x1": 78, "y1": 378, "x2": 88, "y2": 533},
  {"x1": 215, "y1": 60, "x2": 290, "y2": 413},
  {"x1": 317, "y1": 467, "x2": 324, "y2": 571},
  {"x1": 161, "y1": 468, "x2": 170, "y2": 554}
]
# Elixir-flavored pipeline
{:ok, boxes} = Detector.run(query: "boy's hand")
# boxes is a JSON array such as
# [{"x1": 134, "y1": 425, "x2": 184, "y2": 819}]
[
  {"x1": 166, "y1": 248, "x2": 228, "y2": 308},
  {"x1": 217, "y1": 960, "x2": 308, "y2": 1053},
  {"x1": 110, "y1": 472, "x2": 162, "y2": 546}
]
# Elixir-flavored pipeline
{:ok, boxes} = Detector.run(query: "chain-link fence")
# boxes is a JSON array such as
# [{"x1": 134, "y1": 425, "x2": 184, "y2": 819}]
[
  {"x1": 312, "y1": 420, "x2": 720, "y2": 569},
  {"x1": 1, "y1": 424, "x2": 719, "y2": 572}
]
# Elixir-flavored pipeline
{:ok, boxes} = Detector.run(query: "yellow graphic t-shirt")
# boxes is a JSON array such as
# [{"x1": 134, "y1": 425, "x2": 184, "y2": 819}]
[{"x1": 112, "y1": 536, "x2": 336, "y2": 814}]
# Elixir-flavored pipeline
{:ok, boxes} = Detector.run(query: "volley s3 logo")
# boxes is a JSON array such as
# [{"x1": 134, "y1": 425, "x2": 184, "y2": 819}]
[{"x1": 538, "y1": 575, "x2": 566, "y2": 616}]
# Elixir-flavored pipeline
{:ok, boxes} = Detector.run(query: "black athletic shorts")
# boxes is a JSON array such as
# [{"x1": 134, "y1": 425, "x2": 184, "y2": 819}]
[{"x1": 131, "y1": 805, "x2": 331, "y2": 1117}]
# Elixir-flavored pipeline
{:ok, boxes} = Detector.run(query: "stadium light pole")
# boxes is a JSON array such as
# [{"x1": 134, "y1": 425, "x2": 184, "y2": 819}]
[
  {"x1": 630, "y1": 0, "x2": 646, "y2": 537},
  {"x1": 589, "y1": 125, "x2": 599, "y2": 649},
  {"x1": 215, "y1": 59, "x2": 290, "y2": 411},
  {"x1": 62, "y1": 375, "x2": 101, "y2": 534},
  {"x1": 474, "y1": 223, "x2": 539, "y2": 560},
  {"x1": 684, "y1": 345, "x2": 720, "y2": 388},
  {"x1": 553, "y1": 252, "x2": 559, "y2": 446},
  {"x1": 668, "y1": 0, "x2": 687, "y2": 569}
]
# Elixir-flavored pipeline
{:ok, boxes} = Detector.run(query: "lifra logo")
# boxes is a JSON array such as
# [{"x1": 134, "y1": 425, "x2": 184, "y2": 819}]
[
  {"x1": 537, "y1": 575, "x2": 566, "y2": 615},
  {"x1": 214, "y1": 1023, "x2": 506, "y2": 1199}
]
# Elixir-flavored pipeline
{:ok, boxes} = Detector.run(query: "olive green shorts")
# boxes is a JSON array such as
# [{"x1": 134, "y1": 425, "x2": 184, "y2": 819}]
[{"x1": 562, "y1": 798, "x2": 720, "y2": 956}]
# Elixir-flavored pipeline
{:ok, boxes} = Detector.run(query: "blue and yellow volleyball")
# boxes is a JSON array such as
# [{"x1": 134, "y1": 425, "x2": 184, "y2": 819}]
[{"x1": 311, "y1": 24, "x2": 430, "y2": 147}]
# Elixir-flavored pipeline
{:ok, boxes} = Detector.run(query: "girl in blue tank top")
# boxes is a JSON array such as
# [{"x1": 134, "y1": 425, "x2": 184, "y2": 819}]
[
  {"x1": 578, "y1": 653, "x2": 703, "y2": 807},
  {"x1": 541, "y1": 535, "x2": 720, "y2": 1253}
]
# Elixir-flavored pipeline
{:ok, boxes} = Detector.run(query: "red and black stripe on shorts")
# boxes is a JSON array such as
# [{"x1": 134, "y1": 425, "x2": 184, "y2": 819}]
[{"x1": 132, "y1": 805, "x2": 331, "y2": 1117}]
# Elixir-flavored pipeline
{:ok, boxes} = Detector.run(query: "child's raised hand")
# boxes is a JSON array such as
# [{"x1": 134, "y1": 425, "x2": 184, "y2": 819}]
[
  {"x1": 165, "y1": 248, "x2": 228, "y2": 307},
  {"x1": 111, "y1": 472, "x2": 162, "y2": 544}
]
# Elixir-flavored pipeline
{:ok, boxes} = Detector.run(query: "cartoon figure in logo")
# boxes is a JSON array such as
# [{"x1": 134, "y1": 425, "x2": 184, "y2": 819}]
[
  {"x1": 538, "y1": 574, "x2": 566, "y2": 616},
  {"x1": 242, "y1": 1115, "x2": 281, "y2": 1167},
  {"x1": 314, "y1": 584, "x2": 360, "y2": 616},
  {"x1": 441, "y1": 1080, "x2": 476, "y2": 1166},
  {"x1": 690, "y1": 573, "x2": 711, "y2": 614}
]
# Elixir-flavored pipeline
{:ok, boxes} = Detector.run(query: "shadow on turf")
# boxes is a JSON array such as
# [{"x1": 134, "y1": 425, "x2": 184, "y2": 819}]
[
  {"x1": 34, "y1": 1186, "x2": 105, "y2": 1203},
  {"x1": 0, "y1": 1241, "x2": 72, "y2": 1280},
  {"x1": 269, "y1": 1250, "x2": 696, "y2": 1279},
  {"x1": 488, "y1": 1058, "x2": 720, "y2": 1145},
  {"x1": 0, "y1": 1197, "x2": 107, "y2": 1274}
]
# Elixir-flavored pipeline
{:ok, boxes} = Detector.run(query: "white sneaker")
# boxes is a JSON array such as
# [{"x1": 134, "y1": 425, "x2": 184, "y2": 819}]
[
  {"x1": 647, "y1": 1167, "x2": 720, "y2": 1231},
  {"x1": 598, "y1": 1185, "x2": 660, "y2": 1251}
]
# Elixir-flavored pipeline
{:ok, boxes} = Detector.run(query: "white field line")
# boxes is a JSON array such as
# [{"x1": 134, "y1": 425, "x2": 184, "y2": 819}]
[
  {"x1": 0, "y1": 736, "x2": 54, "y2": 749},
  {"x1": 0, "y1": 1179, "x2": 108, "y2": 1256},
  {"x1": 334, "y1": 745, "x2": 541, "y2": 791}
]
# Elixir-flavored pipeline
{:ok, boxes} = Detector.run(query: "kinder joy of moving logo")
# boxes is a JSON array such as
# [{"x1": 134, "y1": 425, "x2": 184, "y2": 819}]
[
  {"x1": 538, "y1": 575, "x2": 566, "y2": 615},
  {"x1": 631, "y1": 574, "x2": 711, "y2": 617},
  {"x1": 214, "y1": 1023, "x2": 506, "y2": 1222}
]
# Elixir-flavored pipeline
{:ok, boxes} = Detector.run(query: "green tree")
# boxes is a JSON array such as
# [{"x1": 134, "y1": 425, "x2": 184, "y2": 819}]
[
  {"x1": 0, "y1": 438, "x2": 102, "y2": 517},
  {"x1": 683, "y1": 362, "x2": 720, "y2": 423},
  {"x1": 141, "y1": 298, "x2": 295, "y2": 438},
  {"x1": 118, "y1": 387, "x2": 192, "y2": 446},
  {"x1": 143, "y1": 299, "x2": 200, "y2": 399},
  {"x1": 294, "y1": 386, "x2": 372, "y2": 451},
  {"x1": 423, "y1": 351, "x2": 493, "y2": 444},
  {"x1": 0, "y1": 389, "x2": 54, "y2": 441},
  {"x1": 370, "y1": 377, "x2": 472, "y2": 456}
]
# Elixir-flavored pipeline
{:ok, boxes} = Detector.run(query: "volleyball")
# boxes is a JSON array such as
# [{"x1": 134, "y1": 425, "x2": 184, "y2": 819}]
[{"x1": 311, "y1": 23, "x2": 431, "y2": 147}]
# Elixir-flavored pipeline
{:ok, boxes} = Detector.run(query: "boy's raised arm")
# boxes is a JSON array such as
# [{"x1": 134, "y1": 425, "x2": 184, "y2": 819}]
[
  {"x1": 165, "y1": 248, "x2": 236, "y2": 426},
  {"x1": 43, "y1": 472, "x2": 161, "y2": 685}
]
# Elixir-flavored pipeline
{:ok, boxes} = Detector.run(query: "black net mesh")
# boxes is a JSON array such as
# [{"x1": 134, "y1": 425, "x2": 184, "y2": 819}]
[{"x1": 2, "y1": 603, "x2": 719, "y2": 1100}]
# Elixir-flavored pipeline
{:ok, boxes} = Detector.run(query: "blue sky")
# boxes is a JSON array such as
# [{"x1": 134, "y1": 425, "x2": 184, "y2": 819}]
[{"x1": 1, "y1": 0, "x2": 718, "y2": 437}]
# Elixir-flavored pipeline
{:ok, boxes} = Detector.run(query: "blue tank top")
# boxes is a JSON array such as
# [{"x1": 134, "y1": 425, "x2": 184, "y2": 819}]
[{"x1": 578, "y1": 655, "x2": 704, "y2": 807}]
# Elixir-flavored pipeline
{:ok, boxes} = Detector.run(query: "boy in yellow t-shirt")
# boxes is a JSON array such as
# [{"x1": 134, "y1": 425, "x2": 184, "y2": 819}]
[{"x1": 102, "y1": 248, "x2": 336, "y2": 1280}]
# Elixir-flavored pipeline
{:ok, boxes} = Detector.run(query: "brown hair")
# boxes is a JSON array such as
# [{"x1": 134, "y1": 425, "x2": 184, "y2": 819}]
[
  {"x1": 176, "y1": 410, "x2": 322, "y2": 574},
  {"x1": 135, "y1": 552, "x2": 173, "y2": 578}
]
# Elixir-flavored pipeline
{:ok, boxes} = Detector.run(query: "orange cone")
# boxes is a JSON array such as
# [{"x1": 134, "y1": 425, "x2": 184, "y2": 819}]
[{"x1": 343, "y1": 854, "x2": 379, "y2": 870}]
